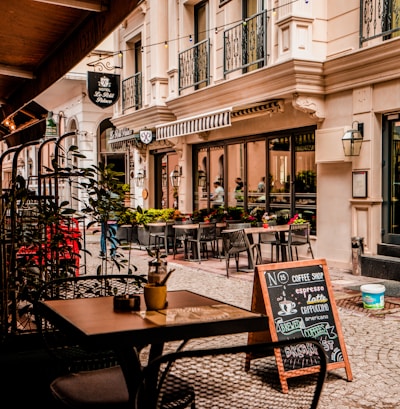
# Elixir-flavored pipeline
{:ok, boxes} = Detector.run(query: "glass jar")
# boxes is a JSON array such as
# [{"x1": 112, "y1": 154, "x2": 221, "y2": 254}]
[{"x1": 148, "y1": 259, "x2": 168, "y2": 285}]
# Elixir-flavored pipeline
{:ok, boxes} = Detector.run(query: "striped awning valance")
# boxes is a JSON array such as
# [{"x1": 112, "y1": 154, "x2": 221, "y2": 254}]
[{"x1": 156, "y1": 108, "x2": 231, "y2": 141}]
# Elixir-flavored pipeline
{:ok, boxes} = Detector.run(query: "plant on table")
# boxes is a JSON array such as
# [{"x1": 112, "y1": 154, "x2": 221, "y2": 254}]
[{"x1": 288, "y1": 214, "x2": 307, "y2": 224}]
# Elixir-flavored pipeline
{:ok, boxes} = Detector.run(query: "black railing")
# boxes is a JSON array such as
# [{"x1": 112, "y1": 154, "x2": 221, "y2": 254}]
[
  {"x1": 178, "y1": 39, "x2": 210, "y2": 94},
  {"x1": 223, "y1": 10, "x2": 268, "y2": 77},
  {"x1": 122, "y1": 72, "x2": 142, "y2": 112},
  {"x1": 360, "y1": 0, "x2": 400, "y2": 46}
]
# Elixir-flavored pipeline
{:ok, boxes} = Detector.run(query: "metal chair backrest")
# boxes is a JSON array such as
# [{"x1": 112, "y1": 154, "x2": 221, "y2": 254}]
[
  {"x1": 197, "y1": 222, "x2": 217, "y2": 241},
  {"x1": 222, "y1": 228, "x2": 248, "y2": 254},
  {"x1": 35, "y1": 274, "x2": 147, "y2": 373},
  {"x1": 135, "y1": 338, "x2": 327, "y2": 409},
  {"x1": 226, "y1": 222, "x2": 251, "y2": 230},
  {"x1": 288, "y1": 222, "x2": 310, "y2": 245}
]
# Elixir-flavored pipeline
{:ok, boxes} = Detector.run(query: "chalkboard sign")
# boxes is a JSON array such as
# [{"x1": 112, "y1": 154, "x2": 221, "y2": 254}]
[{"x1": 248, "y1": 259, "x2": 352, "y2": 393}]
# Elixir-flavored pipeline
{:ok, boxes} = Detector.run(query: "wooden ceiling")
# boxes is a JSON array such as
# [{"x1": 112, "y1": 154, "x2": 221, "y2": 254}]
[{"x1": 0, "y1": 0, "x2": 138, "y2": 144}]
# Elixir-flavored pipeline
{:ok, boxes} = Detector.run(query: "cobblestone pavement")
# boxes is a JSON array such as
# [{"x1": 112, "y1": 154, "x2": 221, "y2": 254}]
[{"x1": 84, "y1": 238, "x2": 400, "y2": 409}]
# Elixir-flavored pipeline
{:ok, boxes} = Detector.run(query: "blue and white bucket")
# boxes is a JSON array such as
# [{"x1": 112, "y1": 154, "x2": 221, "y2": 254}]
[{"x1": 360, "y1": 284, "x2": 385, "y2": 309}]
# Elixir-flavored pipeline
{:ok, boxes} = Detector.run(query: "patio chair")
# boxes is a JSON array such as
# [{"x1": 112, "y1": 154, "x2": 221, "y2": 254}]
[
  {"x1": 258, "y1": 230, "x2": 281, "y2": 262},
  {"x1": 50, "y1": 366, "x2": 195, "y2": 409},
  {"x1": 149, "y1": 224, "x2": 174, "y2": 255},
  {"x1": 221, "y1": 228, "x2": 261, "y2": 277},
  {"x1": 134, "y1": 338, "x2": 327, "y2": 409},
  {"x1": 280, "y1": 223, "x2": 314, "y2": 261},
  {"x1": 173, "y1": 220, "x2": 195, "y2": 259},
  {"x1": 186, "y1": 222, "x2": 218, "y2": 263}
]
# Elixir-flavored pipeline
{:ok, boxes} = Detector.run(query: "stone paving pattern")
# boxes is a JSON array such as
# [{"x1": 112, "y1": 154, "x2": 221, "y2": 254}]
[{"x1": 84, "y1": 237, "x2": 400, "y2": 409}]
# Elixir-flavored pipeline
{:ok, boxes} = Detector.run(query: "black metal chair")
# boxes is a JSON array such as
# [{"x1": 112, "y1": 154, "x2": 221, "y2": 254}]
[
  {"x1": 258, "y1": 230, "x2": 281, "y2": 262},
  {"x1": 172, "y1": 220, "x2": 195, "y2": 259},
  {"x1": 186, "y1": 222, "x2": 218, "y2": 263},
  {"x1": 134, "y1": 338, "x2": 327, "y2": 409},
  {"x1": 280, "y1": 223, "x2": 314, "y2": 261},
  {"x1": 34, "y1": 274, "x2": 147, "y2": 374},
  {"x1": 37, "y1": 274, "x2": 194, "y2": 409},
  {"x1": 221, "y1": 228, "x2": 261, "y2": 277},
  {"x1": 148, "y1": 224, "x2": 171, "y2": 255},
  {"x1": 225, "y1": 222, "x2": 252, "y2": 230}
]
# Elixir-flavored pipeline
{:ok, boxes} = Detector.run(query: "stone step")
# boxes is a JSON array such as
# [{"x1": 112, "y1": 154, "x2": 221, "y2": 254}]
[
  {"x1": 377, "y1": 243, "x2": 400, "y2": 258},
  {"x1": 361, "y1": 254, "x2": 400, "y2": 281}
]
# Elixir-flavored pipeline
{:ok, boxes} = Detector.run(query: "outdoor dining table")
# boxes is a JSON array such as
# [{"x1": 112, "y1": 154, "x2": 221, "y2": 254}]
[
  {"x1": 38, "y1": 290, "x2": 268, "y2": 403},
  {"x1": 172, "y1": 222, "x2": 226, "y2": 260},
  {"x1": 246, "y1": 224, "x2": 290, "y2": 266},
  {"x1": 221, "y1": 224, "x2": 291, "y2": 270}
]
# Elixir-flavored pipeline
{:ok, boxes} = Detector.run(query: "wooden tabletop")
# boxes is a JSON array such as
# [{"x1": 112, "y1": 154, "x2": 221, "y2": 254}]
[
  {"x1": 173, "y1": 222, "x2": 226, "y2": 230},
  {"x1": 38, "y1": 290, "x2": 268, "y2": 402},
  {"x1": 244, "y1": 225, "x2": 290, "y2": 234},
  {"x1": 221, "y1": 224, "x2": 289, "y2": 235},
  {"x1": 38, "y1": 290, "x2": 267, "y2": 346}
]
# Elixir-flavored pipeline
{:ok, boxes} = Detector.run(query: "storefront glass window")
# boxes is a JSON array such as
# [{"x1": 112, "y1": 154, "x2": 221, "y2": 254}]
[
  {"x1": 193, "y1": 127, "x2": 316, "y2": 233},
  {"x1": 294, "y1": 132, "x2": 316, "y2": 234},
  {"x1": 247, "y1": 140, "x2": 266, "y2": 211},
  {"x1": 227, "y1": 143, "x2": 244, "y2": 208},
  {"x1": 196, "y1": 148, "x2": 208, "y2": 210},
  {"x1": 210, "y1": 145, "x2": 224, "y2": 207},
  {"x1": 268, "y1": 136, "x2": 291, "y2": 223},
  {"x1": 390, "y1": 121, "x2": 400, "y2": 234}
]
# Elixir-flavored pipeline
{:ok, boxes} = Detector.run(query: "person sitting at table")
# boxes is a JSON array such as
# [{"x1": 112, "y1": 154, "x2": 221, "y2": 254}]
[
  {"x1": 211, "y1": 181, "x2": 224, "y2": 208},
  {"x1": 234, "y1": 177, "x2": 244, "y2": 203},
  {"x1": 235, "y1": 177, "x2": 244, "y2": 193},
  {"x1": 257, "y1": 176, "x2": 266, "y2": 192}
]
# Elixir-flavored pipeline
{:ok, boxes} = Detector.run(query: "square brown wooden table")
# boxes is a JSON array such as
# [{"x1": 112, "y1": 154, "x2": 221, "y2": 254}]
[{"x1": 38, "y1": 290, "x2": 268, "y2": 402}]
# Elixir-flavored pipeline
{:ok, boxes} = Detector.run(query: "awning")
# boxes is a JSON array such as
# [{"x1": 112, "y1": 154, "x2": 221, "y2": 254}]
[{"x1": 156, "y1": 108, "x2": 232, "y2": 141}]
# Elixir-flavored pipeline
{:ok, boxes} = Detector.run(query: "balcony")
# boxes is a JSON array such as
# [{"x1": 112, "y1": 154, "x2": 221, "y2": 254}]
[
  {"x1": 177, "y1": 10, "x2": 268, "y2": 94},
  {"x1": 122, "y1": 72, "x2": 142, "y2": 112},
  {"x1": 223, "y1": 10, "x2": 268, "y2": 77},
  {"x1": 361, "y1": 0, "x2": 400, "y2": 46},
  {"x1": 178, "y1": 39, "x2": 210, "y2": 95}
]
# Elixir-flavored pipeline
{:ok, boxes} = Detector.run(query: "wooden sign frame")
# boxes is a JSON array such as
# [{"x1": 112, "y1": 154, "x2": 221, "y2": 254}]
[{"x1": 248, "y1": 259, "x2": 352, "y2": 393}]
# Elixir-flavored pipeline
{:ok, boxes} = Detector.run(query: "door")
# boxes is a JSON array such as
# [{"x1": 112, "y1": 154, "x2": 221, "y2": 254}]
[{"x1": 383, "y1": 116, "x2": 400, "y2": 243}]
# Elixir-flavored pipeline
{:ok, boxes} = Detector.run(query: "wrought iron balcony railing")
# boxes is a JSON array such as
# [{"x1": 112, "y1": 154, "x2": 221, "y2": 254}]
[
  {"x1": 223, "y1": 10, "x2": 268, "y2": 77},
  {"x1": 178, "y1": 39, "x2": 210, "y2": 95},
  {"x1": 361, "y1": 0, "x2": 400, "y2": 46},
  {"x1": 122, "y1": 72, "x2": 142, "y2": 112}
]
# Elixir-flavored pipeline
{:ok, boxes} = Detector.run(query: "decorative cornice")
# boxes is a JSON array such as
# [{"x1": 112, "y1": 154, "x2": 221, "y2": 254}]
[
  {"x1": 292, "y1": 93, "x2": 325, "y2": 121},
  {"x1": 231, "y1": 100, "x2": 284, "y2": 119}
]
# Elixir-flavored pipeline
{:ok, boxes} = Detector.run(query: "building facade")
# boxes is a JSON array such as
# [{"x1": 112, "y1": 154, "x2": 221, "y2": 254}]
[
  {"x1": 12, "y1": 0, "x2": 397, "y2": 272},
  {"x1": 107, "y1": 0, "x2": 400, "y2": 270}
]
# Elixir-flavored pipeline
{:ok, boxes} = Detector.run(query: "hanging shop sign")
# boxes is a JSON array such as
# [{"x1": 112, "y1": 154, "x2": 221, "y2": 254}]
[{"x1": 87, "y1": 72, "x2": 120, "y2": 108}]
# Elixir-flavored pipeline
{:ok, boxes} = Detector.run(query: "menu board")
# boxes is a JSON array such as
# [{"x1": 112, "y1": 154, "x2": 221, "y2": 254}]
[{"x1": 248, "y1": 259, "x2": 352, "y2": 392}]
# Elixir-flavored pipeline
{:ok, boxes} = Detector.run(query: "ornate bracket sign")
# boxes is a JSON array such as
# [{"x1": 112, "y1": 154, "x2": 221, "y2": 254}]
[{"x1": 87, "y1": 72, "x2": 120, "y2": 108}]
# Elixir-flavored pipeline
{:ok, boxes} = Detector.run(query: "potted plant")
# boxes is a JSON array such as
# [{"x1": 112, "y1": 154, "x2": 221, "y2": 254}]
[{"x1": 134, "y1": 207, "x2": 176, "y2": 246}]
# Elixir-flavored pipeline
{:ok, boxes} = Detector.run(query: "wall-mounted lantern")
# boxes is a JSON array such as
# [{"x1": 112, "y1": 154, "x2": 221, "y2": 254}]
[
  {"x1": 135, "y1": 168, "x2": 146, "y2": 187},
  {"x1": 198, "y1": 169, "x2": 207, "y2": 188},
  {"x1": 342, "y1": 121, "x2": 364, "y2": 156},
  {"x1": 170, "y1": 166, "x2": 181, "y2": 189}
]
